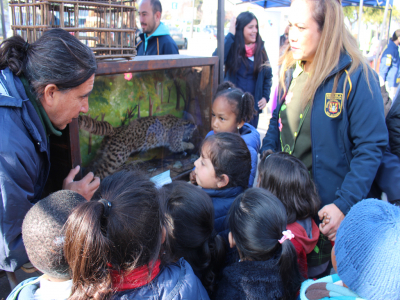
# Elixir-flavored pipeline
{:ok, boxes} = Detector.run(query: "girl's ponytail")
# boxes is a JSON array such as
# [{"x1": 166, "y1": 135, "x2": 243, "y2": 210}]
[
  {"x1": 64, "y1": 201, "x2": 113, "y2": 300},
  {"x1": 213, "y1": 82, "x2": 256, "y2": 124},
  {"x1": 239, "y1": 92, "x2": 256, "y2": 123},
  {"x1": 0, "y1": 35, "x2": 28, "y2": 75},
  {"x1": 201, "y1": 233, "x2": 226, "y2": 293},
  {"x1": 216, "y1": 81, "x2": 235, "y2": 94},
  {"x1": 279, "y1": 239, "x2": 303, "y2": 300}
]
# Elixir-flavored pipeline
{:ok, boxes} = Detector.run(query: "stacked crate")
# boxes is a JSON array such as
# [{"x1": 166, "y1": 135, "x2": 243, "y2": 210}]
[{"x1": 9, "y1": 0, "x2": 137, "y2": 59}]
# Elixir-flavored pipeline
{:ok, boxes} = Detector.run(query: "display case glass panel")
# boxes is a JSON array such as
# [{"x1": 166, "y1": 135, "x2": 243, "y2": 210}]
[{"x1": 78, "y1": 56, "x2": 216, "y2": 180}]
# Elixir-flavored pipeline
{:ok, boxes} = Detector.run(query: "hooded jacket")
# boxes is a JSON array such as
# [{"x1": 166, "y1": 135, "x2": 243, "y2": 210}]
[
  {"x1": 7, "y1": 276, "x2": 73, "y2": 300},
  {"x1": 0, "y1": 68, "x2": 50, "y2": 271},
  {"x1": 300, "y1": 274, "x2": 365, "y2": 300},
  {"x1": 203, "y1": 186, "x2": 244, "y2": 240},
  {"x1": 213, "y1": 256, "x2": 284, "y2": 300},
  {"x1": 114, "y1": 258, "x2": 210, "y2": 300},
  {"x1": 7, "y1": 277, "x2": 40, "y2": 300},
  {"x1": 205, "y1": 123, "x2": 260, "y2": 187},
  {"x1": 287, "y1": 220, "x2": 319, "y2": 279},
  {"x1": 261, "y1": 52, "x2": 388, "y2": 215},
  {"x1": 213, "y1": 33, "x2": 273, "y2": 114},
  {"x1": 379, "y1": 39, "x2": 400, "y2": 88},
  {"x1": 136, "y1": 22, "x2": 179, "y2": 56}
]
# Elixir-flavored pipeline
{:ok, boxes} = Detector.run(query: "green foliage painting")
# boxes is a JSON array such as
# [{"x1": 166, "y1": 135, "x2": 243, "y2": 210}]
[{"x1": 80, "y1": 69, "x2": 188, "y2": 167}]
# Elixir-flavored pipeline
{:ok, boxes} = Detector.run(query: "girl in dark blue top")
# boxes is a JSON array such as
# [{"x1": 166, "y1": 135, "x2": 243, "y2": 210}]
[
  {"x1": 190, "y1": 82, "x2": 260, "y2": 187},
  {"x1": 193, "y1": 133, "x2": 251, "y2": 239},
  {"x1": 214, "y1": 188, "x2": 302, "y2": 300}
]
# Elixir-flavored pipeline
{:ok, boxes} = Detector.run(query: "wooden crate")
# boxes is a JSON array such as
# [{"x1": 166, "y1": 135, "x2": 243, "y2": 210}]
[{"x1": 9, "y1": 0, "x2": 137, "y2": 59}]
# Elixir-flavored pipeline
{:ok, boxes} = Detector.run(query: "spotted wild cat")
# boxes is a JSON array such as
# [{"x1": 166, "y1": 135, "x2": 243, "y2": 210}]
[{"x1": 79, "y1": 114, "x2": 196, "y2": 178}]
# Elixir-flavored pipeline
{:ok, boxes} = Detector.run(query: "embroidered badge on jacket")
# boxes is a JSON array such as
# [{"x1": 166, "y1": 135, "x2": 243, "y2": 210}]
[{"x1": 324, "y1": 93, "x2": 343, "y2": 118}]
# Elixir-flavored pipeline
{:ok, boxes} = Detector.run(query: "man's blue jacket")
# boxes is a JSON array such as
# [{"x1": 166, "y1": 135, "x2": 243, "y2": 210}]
[
  {"x1": 261, "y1": 53, "x2": 388, "y2": 215},
  {"x1": 379, "y1": 39, "x2": 400, "y2": 88},
  {"x1": 0, "y1": 68, "x2": 50, "y2": 271},
  {"x1": 136, "y1": 22, "x2": 179, "y2": 56}
]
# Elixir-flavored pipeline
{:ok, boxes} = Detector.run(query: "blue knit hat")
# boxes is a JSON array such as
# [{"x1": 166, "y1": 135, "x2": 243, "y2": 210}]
[{"x1": 335, "y1": 199, "x2": 400, "y2": 300}]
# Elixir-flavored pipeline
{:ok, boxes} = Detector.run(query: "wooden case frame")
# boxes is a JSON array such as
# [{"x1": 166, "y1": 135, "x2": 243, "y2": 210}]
[{"x1": 44, "y1": 55, "x2": 218, "y2": 195}]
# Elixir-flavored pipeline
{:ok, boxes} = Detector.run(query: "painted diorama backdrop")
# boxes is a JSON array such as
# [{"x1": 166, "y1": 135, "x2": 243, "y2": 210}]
[
  {"x1": 80, "y1": 66, "x2": 212, "y2": 179},
  {"x1": 44, "y1": 55, "x2": 218, "y2": 194}
]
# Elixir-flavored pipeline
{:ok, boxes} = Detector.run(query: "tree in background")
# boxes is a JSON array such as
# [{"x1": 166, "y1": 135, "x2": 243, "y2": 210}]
[
  {"x1": 343, "y1": 6, "x2": 400, "y2": 35},
  {"x1": 343, "y1": 6, "x2": 359, "y2": 29}
]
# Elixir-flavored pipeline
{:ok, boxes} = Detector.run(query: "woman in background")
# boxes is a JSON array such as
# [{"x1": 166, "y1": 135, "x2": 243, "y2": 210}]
[{"x1": 215, "y1": 12, "x2": 272, "y2": 128}]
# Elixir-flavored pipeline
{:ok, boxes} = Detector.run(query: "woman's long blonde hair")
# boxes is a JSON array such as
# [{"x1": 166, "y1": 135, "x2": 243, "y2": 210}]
[{"x1": 279, "y1": 0, "x2": 370, "y2": 105}]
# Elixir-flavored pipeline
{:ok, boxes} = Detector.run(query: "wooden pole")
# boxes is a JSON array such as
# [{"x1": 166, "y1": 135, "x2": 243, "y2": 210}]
[
  {"x1": 217, "y1": 0, "x2": 224, "y2": 84},
  {"x1": 0, "y1": 0, "x2": 7, "y2": 39},
  {"x1": 356, "y1": 0, "x2": 364, "y2": 46}
]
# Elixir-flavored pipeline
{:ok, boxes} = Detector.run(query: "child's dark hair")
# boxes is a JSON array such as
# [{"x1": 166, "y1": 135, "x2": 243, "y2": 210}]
[
  {"x1": 161, "y1": 181, "x2": 226, "y2": 293},
  {"x1": 214, "y1": 81, "x2": 256, "y2": 123},
  {"x1": 64, "y1": 170, "x2": 165, "y2": 300},
  {"x1": 22, "y1": 190, "x2": 86, "y2": 279},
  {"x1": 201, "y1": 132, "x2": 251, "y2": 189},
  {"x1": 258, "y1": 150, "x2": 320, "y2": 223},
  {"x1": 228, "y1": 188, "x2": 303, "y2": 300}
]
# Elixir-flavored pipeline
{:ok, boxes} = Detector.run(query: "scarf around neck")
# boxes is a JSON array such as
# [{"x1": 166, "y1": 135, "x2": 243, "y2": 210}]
[
  {"x1": 110, "y1": 260, "x2": 161, "y2": 292},
  {"x1": 245, "y1": 43, "x2": 256, "y2": 57}
]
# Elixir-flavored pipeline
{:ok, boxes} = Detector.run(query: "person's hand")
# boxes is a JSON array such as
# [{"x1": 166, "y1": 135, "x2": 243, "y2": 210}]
[
  {"x1": 320, "y1": 212, "x2": 331, "y2": 229},
  {"x1": 318, "y1": 204, "x2": 345, "y2": 241},
  {"x1": 229, "y1": 16, "x2": 236, "y2": 35},
  {"x1": 63, "y1": 165, "x2": 100, "y2": 201},
  {"x1": 258, "y1": 97, "x2": 267, "y2": 110},
  {"x1": 189, "y1": 170, "x2": 197, "y2": 185}
]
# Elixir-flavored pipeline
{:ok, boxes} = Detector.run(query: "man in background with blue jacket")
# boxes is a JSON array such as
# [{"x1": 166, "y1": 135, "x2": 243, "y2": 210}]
[
  {"x1": 137, "y1": 0, "x2": 179, "y2": 55},
  {"x1": 379, "y1": 29, "x2": 400, "y2": 99}
]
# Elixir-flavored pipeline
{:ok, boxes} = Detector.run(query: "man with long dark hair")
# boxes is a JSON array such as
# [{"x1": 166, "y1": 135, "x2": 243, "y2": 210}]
[{"x1": 0, "y1": 29, "x2": 100, "y2": 272}]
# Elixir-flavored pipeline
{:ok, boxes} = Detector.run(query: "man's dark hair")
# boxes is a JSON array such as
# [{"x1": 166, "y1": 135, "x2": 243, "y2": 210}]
[
  {"x1": 151, "y1": 0, "x2": 162, "y2": 14},
  {"x1": 0, "y1": 28, "x2": 97, "y2": 100}
]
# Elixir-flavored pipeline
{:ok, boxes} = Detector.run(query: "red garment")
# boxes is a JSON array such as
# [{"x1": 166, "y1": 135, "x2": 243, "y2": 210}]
[
  {"x1": 287, "y1": 220, "x2": 319, "y2": 279},
  {"x1": 110, "y1": 260, "x2": 161, "y2": 292},
  {"x1": 245, "y1": 43, "x2": 256, "y2": 57}
]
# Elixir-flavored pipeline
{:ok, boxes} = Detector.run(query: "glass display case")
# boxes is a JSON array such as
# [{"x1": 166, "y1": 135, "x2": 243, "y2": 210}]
[{"x1": 44, "y1": 55, "x2": 218, "y2": 194}]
